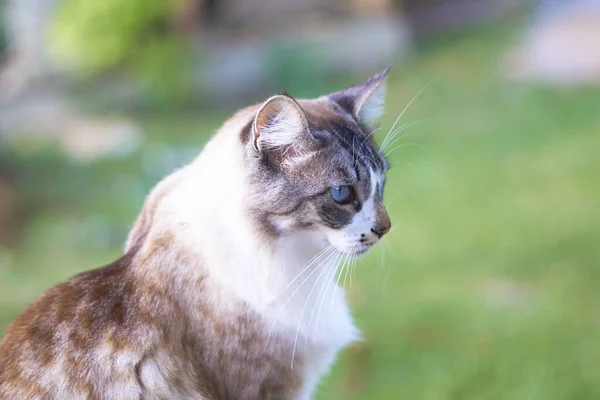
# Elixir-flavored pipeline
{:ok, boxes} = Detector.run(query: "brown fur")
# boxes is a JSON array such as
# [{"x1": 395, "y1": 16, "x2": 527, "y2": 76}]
[
  {"x1": 0, "y1": 71, "x2": 390, "y2": 399},
  {"x1": 0, "y1": 237, "x2": 306, "y2": 399}
]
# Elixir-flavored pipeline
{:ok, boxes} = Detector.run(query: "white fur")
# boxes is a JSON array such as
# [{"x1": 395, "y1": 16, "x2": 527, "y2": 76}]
[
  {"x1": 252, "y1": 95, "x2": 315, "y2": 170},
  {"x1": 325, "y1": 168, "x2": 384, "y2": 254},
  {"x1": 254, "y1": 95, "x2": 307, "y2": 152},
  {"x1": 357, "y1": 81, "x2": 387, "y2": 123},
  {"x1": 150, "y1": 112, "x2": 358, "y2": 398},
  {"x1": 137, "y1": 355, "x2": 176, "y2": 399}
]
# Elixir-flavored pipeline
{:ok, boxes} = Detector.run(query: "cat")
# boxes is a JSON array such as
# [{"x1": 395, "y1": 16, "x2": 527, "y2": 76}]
[{"x1": 0, "y1": 70, "x2": 392, "y2": 400}]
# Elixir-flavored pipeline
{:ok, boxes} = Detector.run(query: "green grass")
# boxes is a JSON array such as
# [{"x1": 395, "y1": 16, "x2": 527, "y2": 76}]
[{"x1": 2, "y1": 25, "x2": 600, "y2": 399}]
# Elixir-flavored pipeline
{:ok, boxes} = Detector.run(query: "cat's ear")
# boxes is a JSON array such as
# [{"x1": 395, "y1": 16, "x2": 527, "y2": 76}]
[
  {"x1": 329, "y1": 68, "x2": 389, "y2": 124},
  {"x1": 252, "y1": 94, "x2": 311, "y2": 157}
]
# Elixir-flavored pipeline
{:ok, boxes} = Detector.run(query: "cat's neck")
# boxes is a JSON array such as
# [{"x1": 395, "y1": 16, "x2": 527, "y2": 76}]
[
  {"x1": 129, "y1": 128, "x2": 356, "y2": 344},
  {"x1": 152, "y1": 168, "x2": 337, "y2": 318}
]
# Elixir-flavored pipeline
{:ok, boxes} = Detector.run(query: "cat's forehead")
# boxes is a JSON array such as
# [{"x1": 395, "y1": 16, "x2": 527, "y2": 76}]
[
  {"x1": 298, "y1": 98, "x2": 388, "y2": 175},
  {"x1": 298, "y1": 98, "x2": 345, "y2": 127}
]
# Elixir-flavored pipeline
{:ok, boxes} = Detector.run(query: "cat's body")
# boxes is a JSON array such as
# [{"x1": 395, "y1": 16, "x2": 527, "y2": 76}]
[{"x1": 0, "y1": 71, "x2": 391, "y2": 399}]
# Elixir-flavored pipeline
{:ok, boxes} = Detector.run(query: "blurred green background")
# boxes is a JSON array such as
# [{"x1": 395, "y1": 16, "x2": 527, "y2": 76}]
[{"x1": 1, "y1": 0, "x2": 600, "y2": 398}]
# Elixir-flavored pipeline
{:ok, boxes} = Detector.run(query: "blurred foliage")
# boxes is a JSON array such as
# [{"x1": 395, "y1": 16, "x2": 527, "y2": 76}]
[
  {"x1": 266, "y1": 40, "x2": 328, "y2": 98},
  {"x1": 0, "y1": 1, "x2": 7, "y2": 55},
  {"x1": 130, "y1": 38, "x2": 195, "y2": 108},
  {"x1": 51, "y1": 0, "x2": 175, "y2": 72},
  {"x1": 2, "y1": 20, "x2": 600, "y2": 399},
  {"x1": 50, "y1": 0, "x2": 193, "y2": 105}
]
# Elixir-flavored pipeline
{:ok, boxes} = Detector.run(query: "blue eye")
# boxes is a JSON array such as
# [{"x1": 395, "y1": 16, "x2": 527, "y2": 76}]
[{"x1": 330, "y1": 186, "x2": 355, "y2": 204}]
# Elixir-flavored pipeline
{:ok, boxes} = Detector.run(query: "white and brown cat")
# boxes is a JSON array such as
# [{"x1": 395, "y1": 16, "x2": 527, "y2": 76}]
[{"x1": 0, "y1": 70, "x2": 392, "y2": 399}]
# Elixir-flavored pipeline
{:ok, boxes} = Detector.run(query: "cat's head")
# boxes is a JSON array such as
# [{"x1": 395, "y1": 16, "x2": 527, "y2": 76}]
[{"x1": 244, "y1": 70, "x2": 391, "y2": 257}]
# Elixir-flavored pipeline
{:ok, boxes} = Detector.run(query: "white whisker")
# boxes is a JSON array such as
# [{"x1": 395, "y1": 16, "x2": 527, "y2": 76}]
[
  {"x1": 350, "y1": 253, "x2": 358, "y2": 288},
  {"x1": 352, "y1": 135, "x2": 357, "y2": 168},
  {"x1": 269, "y1": 245, "x2": 333, "y2": 301},
  {"x1": 291, "y1": 249, "x2": 341, "y2": 369},
  {"x1": 384, "y1": 142, "x2": 426, "y2": 158},
  {"x1": 263, "y1": 247, "x2": 337, "y2": 351},
  {"x1": 342, "y1": 251, "x2": 352, "y2": 289},
  {"x1": 316, "y1": 250, "x2": 346, "y2": 331},
  {"x1": 360, "y1": 126, "x2": 382, "y2": 150},
  {"x1": 380, "y1": 111, "x2": 406, "y2": 152},
  {"x1": 327, "y1": 251, "x2": 351, "y2": 324},
  {"x1": 403, "y1": 161, "x2": 416, "y2": 169},
  {"x1": 304, "y1": 250, "x2": 344, "y2": 351},
  {"x1": 379, "y1": 121, "x2": 423, "y2": 154},
  {"x1": 379, "y1": 80, "x2": 431, "y2": 152},
  {"x1": 306, "y1": 251, "x2": 341, "y2": 335}
]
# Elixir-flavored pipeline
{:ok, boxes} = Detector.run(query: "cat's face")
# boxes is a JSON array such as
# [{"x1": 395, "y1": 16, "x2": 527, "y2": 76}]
[{"x1": 245, "y1": 70, "x2": 391, "y2": 257}]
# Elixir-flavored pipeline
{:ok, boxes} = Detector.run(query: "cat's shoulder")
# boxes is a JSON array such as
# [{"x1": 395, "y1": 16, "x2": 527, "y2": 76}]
[{"x1": 0, "y1": 253, "x2": 142, "y2": 366}]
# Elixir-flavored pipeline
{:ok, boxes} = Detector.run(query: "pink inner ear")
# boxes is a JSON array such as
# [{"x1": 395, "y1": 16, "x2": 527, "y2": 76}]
[
  {"x1": 253, "y1": 101, "x2": 281, "y2": 151},
  {"x1": 356, "y1": 80, "x2": 387, "y2": 123},
  {"x1": 328, "y1": 69, "x2": 389, "y2": 122},
  {"x1": 253, "y1": 95, "x2": 309, "y2": 153},
  {"x1": 255, "y1": 101, "x2": 282, "y2": 131}
]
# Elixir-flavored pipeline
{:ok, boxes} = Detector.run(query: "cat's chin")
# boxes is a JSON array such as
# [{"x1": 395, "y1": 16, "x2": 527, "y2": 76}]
[{"x1": 337, "y1": 244, "x2": 372, "y2": 259}]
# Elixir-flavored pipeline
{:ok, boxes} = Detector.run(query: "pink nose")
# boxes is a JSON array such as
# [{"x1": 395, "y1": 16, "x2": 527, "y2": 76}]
[{"x1": 371, "y1": 224, "x2": 390, "y2": 238}]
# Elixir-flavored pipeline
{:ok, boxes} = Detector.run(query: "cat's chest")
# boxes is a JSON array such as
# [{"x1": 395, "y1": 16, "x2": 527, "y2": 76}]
[
  {"x1": 143, "y1": 299, "x2": 357, "y2": 400},
  {"x1": 260, "y1": 289, "x2": 359, "y2": 399}
]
